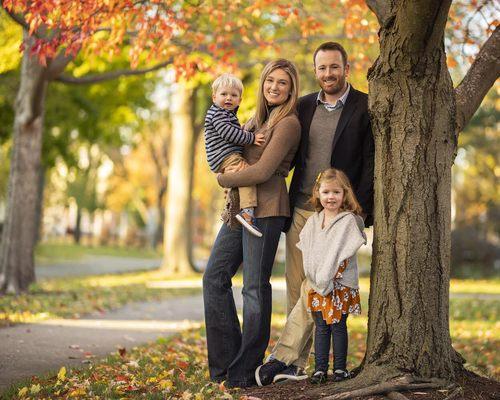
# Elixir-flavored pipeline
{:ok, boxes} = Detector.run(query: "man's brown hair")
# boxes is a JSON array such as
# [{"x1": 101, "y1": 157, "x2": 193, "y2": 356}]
[{"x1": 313, "y1": 42, "x2": 348, "y2": 66}]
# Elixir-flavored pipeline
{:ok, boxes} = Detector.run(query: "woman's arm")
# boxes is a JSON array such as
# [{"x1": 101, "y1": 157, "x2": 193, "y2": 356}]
[{"x1": 217, "y1": 116, "x2": 300, "y2": 188}]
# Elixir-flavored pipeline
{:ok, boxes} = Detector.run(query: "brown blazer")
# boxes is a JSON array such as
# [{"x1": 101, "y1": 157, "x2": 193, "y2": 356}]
[{"x1": 218, "y1": 114, "x2": 301, "y2": 218}]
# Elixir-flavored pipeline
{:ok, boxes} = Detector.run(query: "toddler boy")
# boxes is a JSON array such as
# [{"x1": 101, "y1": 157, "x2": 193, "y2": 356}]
[{"x1": 204, "y1": 74, "x2": 265, "y2": 237}]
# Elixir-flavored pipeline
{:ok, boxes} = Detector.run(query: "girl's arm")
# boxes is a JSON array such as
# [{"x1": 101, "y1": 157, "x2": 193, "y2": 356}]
[{"x1": 217, "y1": 115, "x2": 300, "y2": 188}]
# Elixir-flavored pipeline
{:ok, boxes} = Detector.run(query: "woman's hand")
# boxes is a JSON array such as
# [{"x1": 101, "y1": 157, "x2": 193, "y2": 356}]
[{"x1": 224, "y1": 160, "x2": 248, "y2": 173}]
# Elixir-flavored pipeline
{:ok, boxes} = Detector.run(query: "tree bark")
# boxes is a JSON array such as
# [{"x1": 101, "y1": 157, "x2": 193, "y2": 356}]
[
  {"x1": 0, "y1": 32, "x2": 48, "y2": 294},
  {"x1": 33, "y1": 167, "x2": 45, "y2": 245},
  {"x1": 361, "y1": 0, "x2": 464, "y2": 381},
  {"x1": 74, "y1": 206, "x2": 82, "y2": 244},
  {"x1": 161, "y1": 83, "x2": 196, "y2": 275}
]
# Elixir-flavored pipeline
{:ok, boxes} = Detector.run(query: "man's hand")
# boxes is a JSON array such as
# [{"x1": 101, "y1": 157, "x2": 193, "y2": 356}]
[
  {"x1": 224, "y1": 160, "x2": 248, "y2": 174},
  {"x1": 254, "y1": 133, "x2": 265, "y2": 146}
]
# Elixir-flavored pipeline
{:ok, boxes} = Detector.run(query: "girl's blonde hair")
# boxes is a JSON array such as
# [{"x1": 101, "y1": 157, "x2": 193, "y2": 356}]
[
  {"x1": 310, "y1": 168, "x2": 363, "y2": 214},
  {"x1": 246, "y1": 59, "x2": 299, "y2": 132}
]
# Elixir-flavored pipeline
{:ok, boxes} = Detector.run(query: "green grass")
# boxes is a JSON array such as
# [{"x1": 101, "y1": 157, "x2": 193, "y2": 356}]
[
  {"x1": 3, "y1": 278, "x2": 499, "y2": 399},
  {"x1": 0, "y1": 271, "x2": 202, "y2": 327},
  {"x1": 35, "y1": 242, "x2": 161, "y2": 264}
]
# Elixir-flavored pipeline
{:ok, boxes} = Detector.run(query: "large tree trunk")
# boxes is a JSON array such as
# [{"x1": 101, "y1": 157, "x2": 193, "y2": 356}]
[
  {"x1": 33, "y1": 166, "x2": 45, "y2": 244},
  {"x1": 73, "y1": 205, "x2": 82, "y2": 244},
  {"x1": 0, "y1": 33, "x2": 48, "y2": 294},
  {"x1": 360, "y1": 0, "x2": 463, "y2": 382},
  {"x1": 161, "y1": 83, "x2": 196, "y2": 275},
  {"x1": 154, "y1": 186, "x2": 166, "y2": 248}
]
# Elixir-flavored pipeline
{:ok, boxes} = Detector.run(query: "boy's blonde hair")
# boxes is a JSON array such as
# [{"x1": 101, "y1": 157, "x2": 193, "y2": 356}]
[
  {"x1": 212, "y1": 74, "x2": 243, "y2": 95},
  {"x1": 310, "y1": 168, "x2": 363, "y2": 214}
]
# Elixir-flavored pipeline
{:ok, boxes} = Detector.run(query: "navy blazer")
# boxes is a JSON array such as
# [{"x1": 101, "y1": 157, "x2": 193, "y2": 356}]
[{"x1": 286, "y1": 86, "x2": 374, "y2": 231}]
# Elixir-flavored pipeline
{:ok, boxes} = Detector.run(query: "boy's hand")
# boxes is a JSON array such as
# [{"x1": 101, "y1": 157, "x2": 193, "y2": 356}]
[
  {"x1": 253, "y1": 133, "x2": 265, "y2": 146},
  {"x1": 224, "y1": 160, "x2": 248, "y2": 173}
]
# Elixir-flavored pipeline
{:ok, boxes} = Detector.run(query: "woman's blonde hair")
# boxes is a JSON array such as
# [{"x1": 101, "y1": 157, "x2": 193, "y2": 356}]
[
  {"x1": 246, "y1": 59, "x2": 299, "y2": 132},
  {"x1": 310, "y1": 168, "x2": 363, "y2": 214}
]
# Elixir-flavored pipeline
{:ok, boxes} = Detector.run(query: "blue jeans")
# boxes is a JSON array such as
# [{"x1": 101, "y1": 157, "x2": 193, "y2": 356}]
[
  {"x1": 312, "y1": 312, "x2": 348, "y2": 372},
  {"x1": 203, "y1": 217, "x2": 285, "y2": 386}
]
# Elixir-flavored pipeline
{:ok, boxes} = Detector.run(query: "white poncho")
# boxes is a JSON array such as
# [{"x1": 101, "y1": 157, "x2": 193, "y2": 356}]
[{"x1": 297, "y1": 210, "x2": 366, "y2": 296}]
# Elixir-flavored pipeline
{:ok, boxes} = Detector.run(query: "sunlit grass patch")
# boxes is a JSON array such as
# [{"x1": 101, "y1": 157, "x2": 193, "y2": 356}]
[
  {"x1": 449, "y1": 279, "x2": 500, "y2": 294},
  {"x1": 35, "y1": 242, "x2": 161, "y2": 264},
  {"x1": 0, "y1": 271, "x2": 201, "y2": 327},
  {"x1": 452, "y1": 320, "x2": 500, "y2": 378},
  {"x1": 356, "y1": 278, "x2": 500, "y2": 295}
]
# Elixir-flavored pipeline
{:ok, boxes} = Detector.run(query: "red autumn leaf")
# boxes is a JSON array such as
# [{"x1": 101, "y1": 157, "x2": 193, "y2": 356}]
[
  {"x1": 118, "y1": 347, "x2": 126, "y2": 357},
  {"x1": 115, "y1": 375, "x2": 129, "y2": 382}
]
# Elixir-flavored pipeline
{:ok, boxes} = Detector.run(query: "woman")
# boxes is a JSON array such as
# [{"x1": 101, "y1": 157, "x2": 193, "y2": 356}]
[{"x1": 202, "y1": 59, "x2": 301, "y2": 388}]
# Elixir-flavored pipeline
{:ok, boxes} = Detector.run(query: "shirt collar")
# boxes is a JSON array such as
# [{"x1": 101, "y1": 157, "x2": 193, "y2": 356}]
[
  {"x1": 213, "y1": 103, "x2": 239, "y2": 114},
  {"x1": 316, "y1": 83, "x2": 350, "y2": 110}
]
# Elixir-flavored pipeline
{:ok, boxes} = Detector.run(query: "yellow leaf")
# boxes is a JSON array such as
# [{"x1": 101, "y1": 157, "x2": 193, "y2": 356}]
[
  {"x1": 18, "y1": 387, "x2": 28, "y2": 397},
  {"x1": 30, "y1": 384, "x2": 41, "y2": 394},
  {"x1": 69, "y1": 388, "x2": 86, "y2": 397},
  {"x1": 159, "y1": 379, "x2": 174, "y2": 391},
  {"x1": 57, "y1": 366, "x2": 67, "y2": 381}
]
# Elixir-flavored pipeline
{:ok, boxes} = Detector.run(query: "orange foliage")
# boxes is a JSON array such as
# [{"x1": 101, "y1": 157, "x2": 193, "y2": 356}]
[{"x1": 3, "y1": 0, "x2": 325, "y2": 76}]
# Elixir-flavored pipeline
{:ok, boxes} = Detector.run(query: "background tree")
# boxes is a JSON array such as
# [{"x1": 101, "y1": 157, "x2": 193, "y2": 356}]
[{"x1": 0, "y1": 0, "x2": 319, "y2": 293}]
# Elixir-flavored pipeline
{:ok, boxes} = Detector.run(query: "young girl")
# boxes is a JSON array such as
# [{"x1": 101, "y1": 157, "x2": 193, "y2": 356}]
[{"x1": 297, "y1": 168, "x2": 366, "y2": 384}]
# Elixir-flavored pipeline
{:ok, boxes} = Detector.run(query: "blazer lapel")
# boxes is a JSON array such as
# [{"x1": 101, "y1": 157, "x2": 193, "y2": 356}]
[
  {"x1": 300, "y1": 93, "x2": 319, "y2": 160},
  {"x1": 331, "y1": 88, "x2": 358, "y2": 154}
]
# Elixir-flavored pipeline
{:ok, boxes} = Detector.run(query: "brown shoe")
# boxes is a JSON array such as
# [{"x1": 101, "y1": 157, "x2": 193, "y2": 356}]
[{"x1": 235, "y1": 211, "x2": 263, "y2": 237}]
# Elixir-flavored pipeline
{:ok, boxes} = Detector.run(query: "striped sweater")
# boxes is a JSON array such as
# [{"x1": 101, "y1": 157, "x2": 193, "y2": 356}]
[{"x1": 204, "y1": 104, "x2": 255, "y2": 172}]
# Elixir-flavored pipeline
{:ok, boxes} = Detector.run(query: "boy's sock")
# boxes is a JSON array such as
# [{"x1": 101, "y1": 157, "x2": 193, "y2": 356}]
[{"x1": 242, "y1": 207, "x2": 254, "y2": 217}]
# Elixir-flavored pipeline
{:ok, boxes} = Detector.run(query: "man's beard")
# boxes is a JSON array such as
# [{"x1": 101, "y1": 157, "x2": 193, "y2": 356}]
[{"x1": 319, "y1": 75, "x2": 346, "y2": 96}]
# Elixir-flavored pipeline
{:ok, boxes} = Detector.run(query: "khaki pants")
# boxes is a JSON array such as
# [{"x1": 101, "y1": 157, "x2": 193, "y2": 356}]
[
  {"x1": 285, "y1": 208, "x2": 314, "y2": 314},
  {"x1": 217, "y1": 153, "x2": 257, "y2": 209},
  {"x1": 272, "y1": 207, "x2": 315, "y2": 368},
  {"x1": 273, "y1": 279, "x2": 315, "y2": 368}
]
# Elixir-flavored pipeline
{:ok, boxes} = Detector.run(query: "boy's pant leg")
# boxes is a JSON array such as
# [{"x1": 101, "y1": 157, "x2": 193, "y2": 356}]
[
  {"x1": 218, "y1": 153, "x2": 257, "y2": 209},
  {"x1": 285, "y1": 208, "x2": 313, "y2": 314},
  {"x1": 272, "y1": 279, "x2": 314, "y2": 369}
]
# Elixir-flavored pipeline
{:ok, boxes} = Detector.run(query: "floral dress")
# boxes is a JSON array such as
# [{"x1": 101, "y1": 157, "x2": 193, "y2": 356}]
[{"x1": 307, "y1": 259, "x2": 361, "y2": 324}]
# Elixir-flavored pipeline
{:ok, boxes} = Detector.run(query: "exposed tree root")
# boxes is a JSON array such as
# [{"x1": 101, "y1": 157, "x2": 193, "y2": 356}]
[
  {"x1": 443, "y1": 386, "x2": 464, "y2": 400},
  {"x1": 319, "y1": 375, "x2": 451, "y2": 400},
  {"x1": 385, "y1": 391, "x2": 409, "y2": 400}
]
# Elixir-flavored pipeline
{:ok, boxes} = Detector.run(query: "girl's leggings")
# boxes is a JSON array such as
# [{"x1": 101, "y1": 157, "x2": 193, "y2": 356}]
[{"x1": 312, "y1": 312, "x2": 348, "y2": 372}]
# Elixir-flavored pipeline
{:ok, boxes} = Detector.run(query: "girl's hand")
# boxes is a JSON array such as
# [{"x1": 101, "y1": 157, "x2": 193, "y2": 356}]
[{"x1": 224, "y1": 160, "x2": 247, "y2": 173}]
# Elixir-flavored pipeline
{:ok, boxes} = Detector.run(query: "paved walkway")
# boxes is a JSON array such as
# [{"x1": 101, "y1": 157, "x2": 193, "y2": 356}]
[{"x1": 0, "y1": 281, "x2": 286, "y2": 392}]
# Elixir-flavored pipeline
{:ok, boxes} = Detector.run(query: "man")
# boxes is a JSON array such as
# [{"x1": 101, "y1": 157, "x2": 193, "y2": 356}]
[{"x1": 255, "y1": 42, "x2": 374, "y2": 386}]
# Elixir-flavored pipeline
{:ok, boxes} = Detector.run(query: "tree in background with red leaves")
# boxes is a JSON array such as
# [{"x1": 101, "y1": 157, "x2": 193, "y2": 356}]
[{"x1": 0, "y1": 0, "x2": 325, "y2": 293}]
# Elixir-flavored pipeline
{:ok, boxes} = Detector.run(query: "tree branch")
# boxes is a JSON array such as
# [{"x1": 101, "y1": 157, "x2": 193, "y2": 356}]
[
  {"x1": 54, "y1": 59, "x2": 172, "y2": 84},
  {"x1": 319, "y1": 379, "x2": 449, "y2": 400},
  {"x1": 386, "y1": 392, "x2": 410, "y2": 400},
  {"x1": 46, "y1": 51, "x2": 76, "y2": 80},
  {"x1": 2, "y1": 3, "x2": 30, "y2": 30},
  {"x1": 366, "y1": 0, "x2": 394, "y2": 27},
  {"x1": 455, "y1": 25, "x2": 500, "y2": 134},
  {"x1": 443, "y1": 386, "x2": 463, "y2": 400}
]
